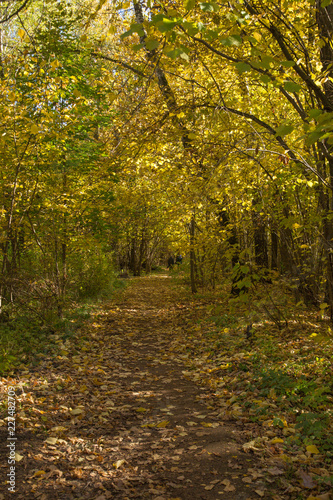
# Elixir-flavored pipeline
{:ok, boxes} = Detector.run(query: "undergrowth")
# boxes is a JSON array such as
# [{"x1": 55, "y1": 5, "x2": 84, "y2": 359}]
[
  {"x1": 0, "y1": 278, "x2": 128, "y2": 375},
  {"x1": 172, "y1": 275, "x2": 333, "y2": 495}
]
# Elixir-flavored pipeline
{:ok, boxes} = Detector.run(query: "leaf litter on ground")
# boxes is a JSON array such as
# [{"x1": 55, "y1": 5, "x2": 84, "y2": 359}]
[{"x1": 0, "y1": 274, "x2": 332, "y2": 499}]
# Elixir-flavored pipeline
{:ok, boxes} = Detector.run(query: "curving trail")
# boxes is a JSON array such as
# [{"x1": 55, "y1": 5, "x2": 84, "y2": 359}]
[{"x1": 0, "y1": 275, "x2": 262, "y2": 500}]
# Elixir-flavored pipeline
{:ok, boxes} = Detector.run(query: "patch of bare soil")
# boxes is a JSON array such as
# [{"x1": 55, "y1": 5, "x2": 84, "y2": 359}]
[{"x1": 0, "y1": 275, "x2": 274, "y2": 499}]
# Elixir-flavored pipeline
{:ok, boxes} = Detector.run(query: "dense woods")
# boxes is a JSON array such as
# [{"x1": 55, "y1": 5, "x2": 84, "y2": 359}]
[
  {"x1": 1, "y1": 2, "x2": 333, "y2": 498},
  {"x1": 0, "y1": 0, "x2": 332, "y2": 344},
  {"x1": 1, "y1": 0, "x2": 333, "y2": 318}
]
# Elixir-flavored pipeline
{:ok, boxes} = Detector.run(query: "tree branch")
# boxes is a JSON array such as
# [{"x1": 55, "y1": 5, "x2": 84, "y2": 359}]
[
  {"x1": 90, "y1": 51, "x2": 147, "y2": 78},
  {"x1": 0, "y1": 0, "x2": 31, "y2": 23},
  {"x1": 196, "y1": 103, "x2": 330, "y2": 187},
  {"x1": 191, "y1": 35, "x2": 308, "y2": 120}
]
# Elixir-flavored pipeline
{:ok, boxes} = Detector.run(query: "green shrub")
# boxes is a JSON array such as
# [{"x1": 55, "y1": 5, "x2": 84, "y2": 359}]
[{"x1": 68, "y1": 247, "x2": 115, "y2": 299}]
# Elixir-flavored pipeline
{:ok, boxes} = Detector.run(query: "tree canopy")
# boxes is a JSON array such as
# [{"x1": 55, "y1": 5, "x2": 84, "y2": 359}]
[
  {"x1": 0, "y1": 0, "x2": 333, "y2": 317},
  {"x1": 1, "y1": 3, "x2": 333, "y2": 497}
]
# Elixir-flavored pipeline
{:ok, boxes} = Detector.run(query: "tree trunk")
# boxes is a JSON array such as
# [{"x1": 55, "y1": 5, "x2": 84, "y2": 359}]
[
  {"x1": 252, "y1": 201, "x2": 269, "y2": 268},
  {"x1": 271, "y1": 229, "x2": 279, "y2": 270},
  {"x1": 190, "y1": 215, "x2": 197, "y2": 293},
  {"x1": 316, "y1": 1, "x2": 333, "y2": 318}
]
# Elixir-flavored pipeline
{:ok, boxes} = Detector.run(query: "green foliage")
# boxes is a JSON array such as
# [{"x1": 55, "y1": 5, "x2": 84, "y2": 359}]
[
  {"x1": 69, "y1": 248, "x2": 116, "y2": 300},
  {"x1": 0, "y1": 273, "x2": 128, "y2": 375},
  {"x1": 0, "y1": 315, "x2": 54, "y2": 374},
  {"x1": 256, "y1": 368, "x2": 296, "y2": 397},
  {"x1": 296, "y1": 412, "x2": 331, "y2": 447}
]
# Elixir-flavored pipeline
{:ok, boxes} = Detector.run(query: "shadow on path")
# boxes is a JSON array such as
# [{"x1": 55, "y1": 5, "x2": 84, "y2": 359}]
[{"x1": 0, "y1": 275, "x2": 265, "y2": 500}]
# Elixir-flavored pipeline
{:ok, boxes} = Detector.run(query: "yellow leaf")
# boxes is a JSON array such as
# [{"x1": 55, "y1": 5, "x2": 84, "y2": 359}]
[
  {"x1": 71, "y1": 408, "x2": 83, "y2": 416},
  {"x1": 156, "y1": 420, "x2": 169, "y2": 428},
  {"x1": 113, "y1": 459, "x2": 125, "y2": 469},
  {"x1": 70, "y1": 408, "x2": 83, "y2": 416},
  {"x1": 44, "y1": 437, "x2": 58, "y2": 445},
  {"x1": 271, "y1": 438, "x2": 284, "y2": 444},
  {"x1": 50, "y1": 60, "x2": 59, "y2": 70},
  {"x1": 50, "y1": 426, "x2": 67, "y2": 433},
  {"x1": 252, "y1": 32, "x2": 261, "y2": 42},
  {"x1": 243, "y1": 440, "x2": 260, "y2": 451},
  {"x1": 15, "y1": 453, "x2": 24, "y2": 461},
  {"x1": 306, "y1": 444, "x2": 320, "y2": 455},
  {"x1": 269, "y1": 388, "x2": 277, "y2": 400},
  {"x1": 31, "y1": 124, "x2": 39, "y2": 134},
  {"x1": 33, "y1": 470, "x2": 46, "y2": 477},
  {"x1": 18, "y1": 29, "x2": 25, "y2": 39},
  {"x1": 283, "y1": 427, "x2": 296, "y2": 435},
  {"x1": 108, "y1": 91, "x2": 117, "y2": 101},
  {"x1": 92, "y1": 378, "x2": 103, "y2": 386},
  {"x1": 135, "y1": 407, "x2": 148, "y2": 412}
]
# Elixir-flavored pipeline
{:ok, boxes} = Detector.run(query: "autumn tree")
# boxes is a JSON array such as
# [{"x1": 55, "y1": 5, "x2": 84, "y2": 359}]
[{"x1": 96, "y1": 0, "x2": 333, "y2": 314}]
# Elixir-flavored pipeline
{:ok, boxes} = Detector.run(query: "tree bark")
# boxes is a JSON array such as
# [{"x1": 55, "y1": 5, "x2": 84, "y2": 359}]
[
  {"x1": 316, "y1": 1, "x2": 333, "y2": 318},
  {"x1": 189, "y1": 215, "x2": 197, "y2": 293}
]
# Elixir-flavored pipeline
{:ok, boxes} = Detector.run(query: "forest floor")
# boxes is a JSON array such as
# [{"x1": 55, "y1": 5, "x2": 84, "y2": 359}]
[{"x1": 0, "y1": 273, "x2": 332, "y2": 500}]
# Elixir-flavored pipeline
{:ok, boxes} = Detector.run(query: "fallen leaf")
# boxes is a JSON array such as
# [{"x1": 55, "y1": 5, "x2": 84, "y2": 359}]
[
  {"x1": 33, "y1": 470, "x2": 46, "y2": 477},
  {"x1": 243, "y1": 440, "x2": 260, "y2": 451},
  {"x1": 156, "y1": 420, "x2": 169, "y2": 428},
  {"x1": 267, "y1": 467, "x2": 285, "y2": 476},
  {"x1": 307, "y1": 493, "x2": 332, "y2": 500},
  {"x1": 271, "y1": 438, "x2": 284, "y2": 444},
  {"x1": 242, "y1": 476, "x2": 252, "y2": 483},
  {"x1": 50, "y1": 426, "x2": 67, "y2": 433},
  {"x1": 298, "y1": 469, "x2": 317, "y2": 489},
  {"x1": 44, "y1": 437, "x2": 58, "y2": 445},
  {"x1": 113, "y1": 459, "x2": 125, "y2": 469},
  {"x1": 70, "y1": 408, "x2": 83, "y2": 416},
  {"x1": 221, "y1": 479, "x2": 231, "y2": 486},
  {"x1": 204, "y1": 484, "x2": 216, "y2": 490},
  {"x1": 225, "y1": 484, "x2": 236, "y2": 492},
  {"x1": 306, "y1": 445, "x2": 320, "y2": 455}
]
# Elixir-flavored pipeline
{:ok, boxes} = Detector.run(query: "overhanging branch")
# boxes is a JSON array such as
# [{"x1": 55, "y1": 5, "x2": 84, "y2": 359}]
[{"x1": 0, "y1": 0, "x2": 31, "y2": 23}]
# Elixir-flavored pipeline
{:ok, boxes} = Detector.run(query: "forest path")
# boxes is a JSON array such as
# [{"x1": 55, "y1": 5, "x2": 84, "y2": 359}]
[{"x1": 1, "y1": 275, "x2": 265, "y2": 500}]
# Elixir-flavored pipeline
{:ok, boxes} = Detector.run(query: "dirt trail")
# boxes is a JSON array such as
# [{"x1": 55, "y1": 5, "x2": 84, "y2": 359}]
[{"x1": 0, "y1": 275, "x2": 265, "y2": 500}]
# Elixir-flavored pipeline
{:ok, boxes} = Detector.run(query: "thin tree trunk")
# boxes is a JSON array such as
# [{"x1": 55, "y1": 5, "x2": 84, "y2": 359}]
[
  {"x1": 271, "y1": 229, "x2": 279, "y2": 270},
  {"x1": 190, "y1": 215, "x2": 197, "y2": 293},
  {"x1": 316, "y1": 1, "x2": 333, "y2": 318}
]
